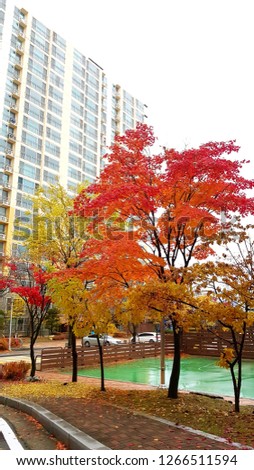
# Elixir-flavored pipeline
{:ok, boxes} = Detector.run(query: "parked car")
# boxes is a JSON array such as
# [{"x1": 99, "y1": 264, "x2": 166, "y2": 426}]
[
  {"x1": 83, "y1": 334, "x2": 123, "y2": 347},
  {"x1": 131, "y1": 332, "x2": 161, "y2": 343}
]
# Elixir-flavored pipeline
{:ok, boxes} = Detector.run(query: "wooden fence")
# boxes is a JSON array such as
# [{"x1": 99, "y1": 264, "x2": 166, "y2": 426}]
[
  {"x1": 181, "y1": 330, "x2": 254, "y2": 359},
  {"x1": 37, "y1": 330, "x2": 254, "y2": 371},
  {"x1": 37, "y1": 340, "x2": 174, "y2": 371}
]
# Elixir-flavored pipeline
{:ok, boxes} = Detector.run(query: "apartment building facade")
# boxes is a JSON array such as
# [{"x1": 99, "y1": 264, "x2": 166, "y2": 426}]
[{"x1": 0, "y1": 1, "x2": 148, "y2": 260}]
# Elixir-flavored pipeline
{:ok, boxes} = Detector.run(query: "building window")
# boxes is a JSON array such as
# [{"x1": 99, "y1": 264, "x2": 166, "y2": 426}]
[
  {"x1": 83, "y1": 149, "x2": 97, "y2": 164},
  {"x1": 20, "y1": 146, "x2": 41, "y2": 165},
  {"x1": 19, "y1": 161, "x2": 40, "y2": 180},
  {"x1": 51, "y1": 44, "x2": 65, "y2": 63},
  {"x1": 87, "y1": 60, "x2": 100, "y2": 78},
  {"x1": 50, "y1": 71, "x2": 64, "y2": 89},
  {"x1": 73, "y1": 49, "x2": 86, "y2": 65},
  {"x1": 16, "y1": 192, "x2": 33, "y2": 210},
  {"x1": 44, "y1": 155, "x2": 59, "y2": 171},
  {"x1": 68, "y1": 167, "x2": 81, "y2": 181},
  {"x1": 28, "y1": 58, "x2": 47, "y2": 80},
  {"x1": 24, "y1": 101, "x2": 44, "y2": 122},
  {"x1": 18, "y1": 177, "x2": 38, "y2": 194},
  {"x1": 47, "y1": 113, "x2": 62, "y2": 130},
  {"x1": 30, "y1": 30, "x2": 49, "y2": 53},
  {"x1": 71, "y1": 101, "x2": 83, "y2": 117},
  {"x1": 23, "y1": 116, "x2": 43, "y2": 136},
  {"x1": 51, "y1": 58, "x2": 65, "y2": 77},
  {"x1": 72, "y1": 87, "x2": 84, "y2": 103},
  {"x1": 29, "y1": 44, "x2": 48, "y2": 66},
  {"x1": 85, "y1": 98, "x2": 98, "y2": 114},
  {"x1": 22, "y1": 131, "x2": 42, "y2": 150},
  {"x1": 43, "y1": 170, "x2": 58, "y2": 184},
  {"x1": 46, "y1": 127, "x2": 61, "y2": 144},
  {"x1": 48, "y1": 99, "x2": 62, "y2": 116},
  {"x1": 83, "y1": 162, "x2": 96, "y2": 176},
  {"x1": 69, "y1": 153, "x2": 81, "y2": 168},
  {"x1": 49, "y1": 85, "x2": 63, "y2": 103},
  {"x1": 70, "y1": 126, "x2": 82, "y2": 142},
  {"x1": 69, "y1": 140, "x2": 82, "y2": 154},
  {"x1": 32, "y1": 18, "x2": 50, "y2": 40},
  {"x1": 53, "y1": 32, "x2": 66, "y2": 50},
  {"x1": 45, "y1": 140, "x2": 60, "y2": 157},
  {"x1": 26, "y1": 87, "x2": 45, "y2": 108},
  {"x1": 72, "y1": 74, "x2": 84, "y2": 90},
  {"x1": 27, "y1": 73, "x2": 46, "y2": 95}
]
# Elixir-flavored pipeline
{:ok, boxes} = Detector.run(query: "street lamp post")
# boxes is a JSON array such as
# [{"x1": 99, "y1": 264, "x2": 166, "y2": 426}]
[
  {"x1": 8, "y1": 297, "x2": 13, "y2": 351},
  {"x1": 159, "y1": 317, "x2": 167, "y2": 389}
]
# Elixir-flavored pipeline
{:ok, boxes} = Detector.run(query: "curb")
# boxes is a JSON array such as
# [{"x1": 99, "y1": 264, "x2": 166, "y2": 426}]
[{"x1": 0, "y1": 396, "x2": 110, "y2": 450}]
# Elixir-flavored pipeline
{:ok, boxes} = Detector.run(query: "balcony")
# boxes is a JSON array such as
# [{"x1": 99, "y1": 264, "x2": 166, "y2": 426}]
[
  {"x1": 0, "y1": 198, "x2": 10, "y2": 207},
  {"x1": 7, "y1": 133, "x2": 16, "y2": 143},
  {"x1": 0, "y1": 215, "x2": 8, "y2": 223},
  {"x1": 14, "y1": 60, "x2": 23, "y2": 70},
  {"x1": 4, "y1": 165, "x2": 13, "y2": 174},
  {"x1": 1, "y1": 182, "x2": 12, "y2": 191},
  {"x1": 17, "y1": 31, "x2": 25, "y2": 41},
  {"x1": 19, "y1": 16, "x2": 27, "y2": 28},
  {"x1": 5, "y1": 148, "x2": 14, "y2": 158},
  {"x1": 13, "y1": 73, "x2": 21, "y2": 85},
  {"x1": 9, "y1": 103, "x2": 18, "y2": 113},
  {"x1": 11, "y1": 89, "x2": 20, "y2": 99},
  {"x1": 8, "y1": 117, "x2": 17, "y2": 128},
  {"x1": 16, "y1": 44, "x2": 24, "y2": 55}
]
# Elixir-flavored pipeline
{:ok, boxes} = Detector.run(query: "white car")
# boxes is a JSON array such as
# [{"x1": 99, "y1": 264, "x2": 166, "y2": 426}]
[
  {"x1": 131, "y1": 332, "x2": 161, "y2": 343},
  {"x1": 83, "y1": 334, "x2": 123, "y2": 347}
]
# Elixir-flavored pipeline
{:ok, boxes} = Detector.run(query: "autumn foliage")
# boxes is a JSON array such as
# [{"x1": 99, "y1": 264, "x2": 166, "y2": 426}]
[{"x1": 72, "y1": 123, "x2": 254, "y2": 398}]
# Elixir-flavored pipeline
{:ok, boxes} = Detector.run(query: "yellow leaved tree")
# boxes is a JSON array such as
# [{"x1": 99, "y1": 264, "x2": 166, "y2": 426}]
[
  {"x1": 192, "y1": 223, "x2": 254, "y2": 412},
  {"x1": 20, "y1": 183, "x2": 91, "y2": 379}
]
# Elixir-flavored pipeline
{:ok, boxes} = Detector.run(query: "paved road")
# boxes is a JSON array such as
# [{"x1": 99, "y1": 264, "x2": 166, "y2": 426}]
[{"x1": 0, "y1": 405, "x2": 64, "y2": 450}]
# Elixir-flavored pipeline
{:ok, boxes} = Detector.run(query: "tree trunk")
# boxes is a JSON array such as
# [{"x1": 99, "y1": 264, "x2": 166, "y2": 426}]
[
  {"x1": 29, "y1": 340, "x2": 36, "y2": 377},
  {"x1": 230, "y1": 359, "x2": 242, "y2": 413},
  {"x1": 168, "y1": 321, "x2": 181, "y2": 399},
  {"x1": 70, "y1": 326, "x2": 78, "y2": 382},
  {"x1": 97, "y1": 335, "x2": 106, "y2": 391}
]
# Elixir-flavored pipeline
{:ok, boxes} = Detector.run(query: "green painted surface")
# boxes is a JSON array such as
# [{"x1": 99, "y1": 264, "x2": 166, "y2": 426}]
[{"x1": 78, "y1": 356, "x2": 254, "y2": 399}]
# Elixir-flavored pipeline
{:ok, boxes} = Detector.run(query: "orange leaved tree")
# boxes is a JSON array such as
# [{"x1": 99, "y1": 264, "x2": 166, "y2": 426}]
[{"x1": 73, "y1": 123, "x2": 254, "y2": 398}]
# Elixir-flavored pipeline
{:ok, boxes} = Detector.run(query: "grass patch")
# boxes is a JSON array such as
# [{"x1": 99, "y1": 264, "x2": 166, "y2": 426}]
[{"x1": 1, "y1": 381, "x2": 254, "y2": 448}]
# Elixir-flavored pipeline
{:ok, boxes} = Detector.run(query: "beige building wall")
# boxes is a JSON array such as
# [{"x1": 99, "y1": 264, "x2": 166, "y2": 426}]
[{"x1": 0, "y1": 4, "x2": 148, "y2": 261}]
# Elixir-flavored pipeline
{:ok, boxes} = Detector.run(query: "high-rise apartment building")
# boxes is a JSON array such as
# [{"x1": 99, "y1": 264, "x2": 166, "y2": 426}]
[{"x1": 0, "y1": 2, "x2": 148, "y2": 259}]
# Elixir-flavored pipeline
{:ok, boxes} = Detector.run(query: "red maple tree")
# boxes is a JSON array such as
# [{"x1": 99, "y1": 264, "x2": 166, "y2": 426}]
[
  {"x1": 74, "y1": 123, "x2": 254, "y2": 398},
  {"x1": 1, "y1": 262, "x2": 51, "y2": 378}
]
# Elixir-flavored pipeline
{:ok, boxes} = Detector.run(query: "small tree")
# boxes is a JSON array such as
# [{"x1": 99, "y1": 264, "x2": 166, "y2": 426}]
[
  {"x1": 4, "y1": 262, "x2": 51, "y2": 378},
  {"x1": 193, "y1": 224, "x2": 254, "y2": 412},
  {"x1": 48, "y1": 275, "x2": 92, "y2": 382}
]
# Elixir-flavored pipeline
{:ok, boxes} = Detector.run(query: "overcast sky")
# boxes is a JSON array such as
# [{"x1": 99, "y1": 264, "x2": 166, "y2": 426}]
[{"x1": 18, "y1": 0, "x2": 254, "y2": 167}]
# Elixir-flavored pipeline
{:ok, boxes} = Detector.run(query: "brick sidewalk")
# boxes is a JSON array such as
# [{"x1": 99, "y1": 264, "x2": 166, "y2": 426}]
[
  {"x1": 27, "y1": 371, "x2": 247, "y2": 451},
  {"x1": 30, "y1": 395, "x2": 240, "y2": 450}
]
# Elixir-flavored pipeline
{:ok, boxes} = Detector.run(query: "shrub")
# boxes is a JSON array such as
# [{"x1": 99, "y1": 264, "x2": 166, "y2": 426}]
[
  {"x1": 1, "y1": 361, "x2": 30, "y2": 380},
  {"x1": 0, "y1": 337, "x2": 23, "y2": 351},
  {"x1": 0, "y1": 338, "x2": 8, "y2": 351},
  {"x1": 52, "y1": 333, "x2": 66, "y2": 340},
  {"x1": 10, "y1": 337, "x2": 23, "y2": 348}
]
